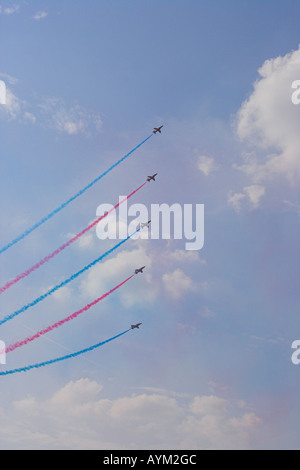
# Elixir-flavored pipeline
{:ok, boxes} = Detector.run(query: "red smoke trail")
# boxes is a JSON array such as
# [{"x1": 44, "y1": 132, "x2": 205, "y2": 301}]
[
  {"x1": 5, "y1": 274, "x2": 135, "y2": 354},
  {"x1": 0, "y1": 182, "x2": 146, "y2": 295}
]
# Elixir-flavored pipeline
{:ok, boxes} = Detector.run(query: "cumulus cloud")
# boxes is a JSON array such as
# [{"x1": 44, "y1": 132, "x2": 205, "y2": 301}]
[
  {"x1": 228, "y1": 184, "x2": 265, "y2": 213},
  {"x1": 66, "y1": 219, "x2": 98, "y2": 250},
  {"x1": 80, "y1": 247, "x2": 159, "y2": 307},
  {"x1": 243, "y1": 184, "x2": 266, "y2": 208},
  {"x1": 235, "y1": 46, "x2": 300, "y2": 185},
  {"x1": 0, "y1": 378, "x2": 262, "y2": 449},
  {"x1": 50, "y1": 379, "x2": 103, "y2": 406},
  {"x1": 227, "y1": 191, "x2": 245, "y2": 213},
  {"x1": 197, "y1": 155, "x2": 217, "y2": 176},
  {"x1": 190, "y1": 395, "x2": 228, "y2": 416},
  {"x1": 162, "y1": 268, "x2": 196, "y2": 300},
  {"x1": 50, "y1": 285, "x2": 72, "y2": 303}
]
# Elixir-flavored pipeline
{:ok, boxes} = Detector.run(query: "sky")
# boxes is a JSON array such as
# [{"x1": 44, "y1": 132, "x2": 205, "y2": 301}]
[{"x1": 0, "y1": 0, "x2": 300, "y2": 450}]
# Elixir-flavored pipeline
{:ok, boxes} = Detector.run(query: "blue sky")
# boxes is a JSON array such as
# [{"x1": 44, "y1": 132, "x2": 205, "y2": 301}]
[{"x1": 0, "y1": 0, "x2": 300, "y2": 450}]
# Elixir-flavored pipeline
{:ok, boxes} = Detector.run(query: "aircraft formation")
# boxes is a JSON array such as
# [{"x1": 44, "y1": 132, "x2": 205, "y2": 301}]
[{"x1": 0, "y1": 126, "x2": 163, "y2": 375}]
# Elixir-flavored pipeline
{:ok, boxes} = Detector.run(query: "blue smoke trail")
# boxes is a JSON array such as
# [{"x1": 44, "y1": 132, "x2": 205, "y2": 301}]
[
  {"x1": 0, "y1": 134, "x2": 152, "y2": 254},
  {"x1": 0, "y1": 229, "x2": 140, "y2": 326},
  {"x1": 0, "y1": 329, "x2": 131, "y2": 376}
]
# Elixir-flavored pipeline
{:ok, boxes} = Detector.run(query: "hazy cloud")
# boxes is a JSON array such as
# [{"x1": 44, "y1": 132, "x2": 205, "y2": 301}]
[
  {"x1": 38, "y1": 97, "x2": 102, "y2": 135},
  {"x1": 162, "y1": 268, "x2": 196, "y2": 300},
  {"x1": 0, "y1": 87, "x2": 102, "y2": 136},
  {"x1": 0, "y1": 4, "x2": 20, "y2": 15},
  {"x1": 0, "y1": 378, "x2": 262, "y2": 449},
  {"x1": 0, "y1": 87, "x2": 23, "y2": 119},
  {"x1": 32, "y1": 11, "x2": 48, "y2": 20}
]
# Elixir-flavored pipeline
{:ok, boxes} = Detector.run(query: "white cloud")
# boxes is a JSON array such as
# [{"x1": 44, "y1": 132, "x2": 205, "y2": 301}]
[
  {"x1": 190, "y1": 395, "x2": 228, "y2": 416},
  {"x1": 0, "y1": 87, "x2": 102, "y2": 136},
  {"x1": 227, "y1": 191, "x2": 245, "y2": 213},
  {"x1": 228, "y1": 184, "x2": 265, "y2": 212},
  {"x1": 39, "y1": 283, "x2": 72, "y2": 304},
  {"x1": 0, "y1": 88, "x2": 37, "y2": 125},
  {"x1": 0, "y1": 4, "x2": 20, "y2": 15},
  {"x1": 162, "y1": 268, "x2": 196, "y2": 300},
  {"x1": 235, "y1": 46, "x2": 300, "y2": 185},
  {"x1": 229, "y1": 412, "x2": 261, "y2": 429},
  {"x1": 164, "y1": 248, "x2": 206, "y2": 264},
  {"x1": 38, "y1": 98, "x2": 102, "y2": 135},
  {"x1": 197, "y1": 155, "x2": 217, "y2": 176},
  {"x1": 0, "y1": 378, "x2": 262, "y2": 449},
  {"x1": 0, "y1": 73, "x2": 19, "y2": 85},
  {"x1": 32, "y1": 11, "x2": 48, "y2": 20},
  {"x1": 0, "y1": 87, "x2": 23, "y2": 119},
  {"x1": 133, "y1": 386, "x2": 189, "y2": 399},
  {"x1": 243, "y1": 184, "x2": 265, "y2": 208},
  {"x1": 80, "y1": 247, "x2": 159, "y2": 307},
  {"x1": 50, "y1": 379, "x2": 103, "y2": 406},
  {"x1": 66, "y1": 219, "x2": 98, "y2": 250},
  {"x1": 50, "y1": 285, "x2": 72, "y2": 303},
  {"x1": 23, "y1": 111, "x2": 36, "y2": 123}
]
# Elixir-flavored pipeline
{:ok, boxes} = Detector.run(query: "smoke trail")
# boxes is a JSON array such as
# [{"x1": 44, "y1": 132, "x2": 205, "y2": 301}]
[
  {"x1": 0, "y1": 329, "x2": 131, "y2": 376},
  {"x1": 0, "y1": 229, "x2": 140, "y2": 326},
  {"x1": 5, "y1": 274, "x2": 135, "y2": 354},
  {"x1": 0, "y1": 134, "x2": 153, "y2": 255},
  {"x1": 0, "y1": 182, "x2": 146, "y2": 295}
]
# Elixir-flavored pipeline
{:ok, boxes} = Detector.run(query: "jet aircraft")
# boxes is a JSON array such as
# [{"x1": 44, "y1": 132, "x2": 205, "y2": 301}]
[
  {"x1": 131, "y1": 323, "x2": 142, "y2": 329},
  {"x1": 135, "y1": 266, "x2": 145, "y2": 274},
  {"x1": 147, "y1": 173, "x2": 157, "y2": 182},
  {"x1": 140, "y1": 220, "x2": 151, "y2": 229}
]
